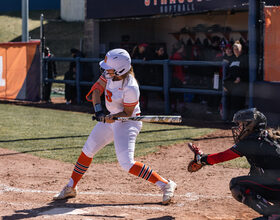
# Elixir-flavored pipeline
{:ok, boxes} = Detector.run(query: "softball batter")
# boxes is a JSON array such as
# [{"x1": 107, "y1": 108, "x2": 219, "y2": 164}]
[{"x1": 53, "y1": 48, "x2": 177, "y2": 204}]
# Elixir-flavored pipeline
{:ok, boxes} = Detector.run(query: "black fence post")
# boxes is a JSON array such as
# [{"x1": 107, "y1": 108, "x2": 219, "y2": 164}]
[
  {"x1": 42, "y1": 58, "x2": 49, "y2": 100},
  {"x1": 222, "y1": 61, "x2": 227, "y2": 121},
  {"x1": 248, "y1": 0, "x2": 257, "y2": 108},
  {"x1": 42, "y1": 59, "x2": 46, "y2": 82},
  {"x1": 163, "y1": 59, "x2": 170, "y2": 114},
  {"x1": 76, "y1": 57, "x2": 81, "y2": 104}
]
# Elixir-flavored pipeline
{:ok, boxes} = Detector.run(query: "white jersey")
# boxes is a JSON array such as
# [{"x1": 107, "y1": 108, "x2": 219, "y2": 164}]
[{"x1": 100, "y1": 74, "x2": 141, "y2": 116}]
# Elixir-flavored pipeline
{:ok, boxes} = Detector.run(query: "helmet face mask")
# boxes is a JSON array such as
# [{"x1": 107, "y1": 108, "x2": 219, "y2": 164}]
[
  {"x1": 232, "y1": 123, "x2": 242, "y2": 143},
  {"x1": 231, "y1": 108, "x2": 267, "y2": 143},
  {"x1": 100, "y1": 67, "x2": 118, "y2": 79},
  {"x1": 232, "y1": 122, "x2": 251, "y2": 143}
]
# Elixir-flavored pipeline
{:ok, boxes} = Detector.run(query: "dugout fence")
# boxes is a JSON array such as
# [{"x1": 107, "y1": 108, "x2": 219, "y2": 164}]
[{"x1": 43, "y1": 57, "x2": 227, "y2": 119}]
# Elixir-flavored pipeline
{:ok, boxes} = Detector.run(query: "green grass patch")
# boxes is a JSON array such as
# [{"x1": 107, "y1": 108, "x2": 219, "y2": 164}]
[
  {"x1": 0, "y1": 104, "x2": 214, "y2": 164},
  {"x1": 221, "y1": 157, "x2": 250, "y2": 169}
]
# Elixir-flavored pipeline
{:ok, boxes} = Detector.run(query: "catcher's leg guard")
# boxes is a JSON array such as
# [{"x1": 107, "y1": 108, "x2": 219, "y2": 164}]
[{"x1": 230, "y1": 180, "x2": 275, "y2": 216}]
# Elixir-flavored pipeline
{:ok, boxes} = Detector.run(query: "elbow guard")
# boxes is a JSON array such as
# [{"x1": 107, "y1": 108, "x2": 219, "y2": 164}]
[{"x1": 86, "y1": 82, "x2": 104, "y2": 102}]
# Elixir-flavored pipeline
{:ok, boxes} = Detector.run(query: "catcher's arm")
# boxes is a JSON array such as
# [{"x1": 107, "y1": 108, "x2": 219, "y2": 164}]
[{"x1": 187, "y1": 143, "x2": 209, "y2": 172}]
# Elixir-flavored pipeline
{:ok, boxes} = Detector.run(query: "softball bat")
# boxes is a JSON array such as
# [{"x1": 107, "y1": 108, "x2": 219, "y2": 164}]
[{"x1": 113, "y1": 115, "x2": 182, "y2": 123}]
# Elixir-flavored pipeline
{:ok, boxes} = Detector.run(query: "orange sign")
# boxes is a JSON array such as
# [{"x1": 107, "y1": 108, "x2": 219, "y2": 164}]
[
  {"x1": 264, "y1": 6, "x2": 280, "y2": 82},
  {"x1": 0, "y1": 41, "x2": 40, "y2": 101}
]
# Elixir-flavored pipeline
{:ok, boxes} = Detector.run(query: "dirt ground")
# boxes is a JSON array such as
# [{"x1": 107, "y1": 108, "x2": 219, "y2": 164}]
[
  {"x1": 0, "y1": 126, "x2": 260, "y2": 220},
  {"x1": 0, "y1": 98, "x2": 261, "y2": 219}
]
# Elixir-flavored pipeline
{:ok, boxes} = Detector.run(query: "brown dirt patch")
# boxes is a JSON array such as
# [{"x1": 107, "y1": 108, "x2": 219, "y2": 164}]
[{"x1": 0, "y1": 127, "x2": 259, "y2": 220}]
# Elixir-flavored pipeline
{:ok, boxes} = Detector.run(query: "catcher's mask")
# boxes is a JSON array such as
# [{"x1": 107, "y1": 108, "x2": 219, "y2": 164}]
[{"x1": 231, "y1": 108, "x2": 267, "y2": 143}]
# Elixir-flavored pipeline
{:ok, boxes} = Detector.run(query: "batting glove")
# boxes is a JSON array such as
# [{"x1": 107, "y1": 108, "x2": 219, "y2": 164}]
[{"x1": 93, "y1": 103, "x2": 105, "y2": 123}]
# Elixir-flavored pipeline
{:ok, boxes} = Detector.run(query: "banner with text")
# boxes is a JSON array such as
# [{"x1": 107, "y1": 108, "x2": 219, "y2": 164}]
[
  {"x1": 0, "y1": 41, "x2": 41, "y2": 101},
  {"x1": 86, "y1": 0, "x2": 249, "y2": 19}
]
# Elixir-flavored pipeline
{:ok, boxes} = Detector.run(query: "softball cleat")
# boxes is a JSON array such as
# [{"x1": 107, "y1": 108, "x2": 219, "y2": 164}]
[
  {"x1": 162, "y1": 180, "x2": 177, "y2": 205},
  {"x1": 53, "y1": 185, "x2": 77, "y2": 200}
]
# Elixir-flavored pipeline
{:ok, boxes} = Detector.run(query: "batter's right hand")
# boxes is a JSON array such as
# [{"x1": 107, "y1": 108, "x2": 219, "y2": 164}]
[
  {"x1": 103, "y1": 115, "x2": 114, "y2": 123},
  {"x1": 95, "y1": 111, "x2": 106, "y2": 123}
]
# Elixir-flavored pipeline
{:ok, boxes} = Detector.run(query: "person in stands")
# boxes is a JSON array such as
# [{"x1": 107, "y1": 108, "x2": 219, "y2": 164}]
[{"x1": 43, "y1": 47, "x2": 57, "y2": 103}]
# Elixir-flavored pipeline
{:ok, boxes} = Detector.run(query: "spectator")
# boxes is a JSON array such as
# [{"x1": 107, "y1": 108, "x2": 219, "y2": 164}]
[
  {"x1": 170, "y1": 41, "x2": 187, "y2": 112},
  {"x1": 189, "y1": 42, "x2": 205, "y2": 86},
  {"x1": 150, "y1": 45, "x2": 168, "y2": 86},
  {"x1": 170, "y1": 41, "x2": 187, "y2": 87},
  {"x1": 64, "y1": 48, "x2": 83, "y2": 105},
  {"x1": 221, "y1": 43, "x2": 234, "y2": 118},
  {"x1": 204, "y1": 35, "x2": 223, "y2": 62},
  {"x1": 43, "y1": 47, "x2": 57, "y2": 103},
  {"x1": 223, "y1": 41, "x2": 249, "y2": 120},
  {"x1": 147, "y1": 45, "x2": 169, "y2": 104},
  {"x1": 223, "y1": 43, "x2": 233, "y2": 63},
  {"x1": 200, "y1": 36, "x2": 223, "y2": 110},
  {"x1": 131, "y1": 43, "x2": 150, "y2": 111},
  {"x1": 131, "y1": 43, "x2": 150, "y2": 82}
]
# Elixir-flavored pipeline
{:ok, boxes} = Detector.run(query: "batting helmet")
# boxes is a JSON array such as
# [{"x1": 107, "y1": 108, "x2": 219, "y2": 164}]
[
  {"x1": 231, "y1": 108, "x2": 267, "y2": 143},
  {"x1": 99, "y1": 48, "x2": 131, "y2": 77}
]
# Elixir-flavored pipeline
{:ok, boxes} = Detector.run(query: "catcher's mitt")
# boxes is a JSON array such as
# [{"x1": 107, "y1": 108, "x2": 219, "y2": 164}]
[
  {"x1": 187, "y1": 160, "x2": 203, "y2": 172},
  {"x1": 187, "y1": 142, "x2": 204, "y2": 172}
]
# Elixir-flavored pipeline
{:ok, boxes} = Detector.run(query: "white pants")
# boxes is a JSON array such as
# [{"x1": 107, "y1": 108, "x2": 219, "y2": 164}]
[{"x1": 82, "y1": 120, "x2": 142, "y2": 171}]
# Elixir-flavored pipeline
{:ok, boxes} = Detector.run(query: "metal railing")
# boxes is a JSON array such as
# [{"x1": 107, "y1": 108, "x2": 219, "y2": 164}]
[{"x1": 43, "y1": 57, "x2": 227, "y2": 119}]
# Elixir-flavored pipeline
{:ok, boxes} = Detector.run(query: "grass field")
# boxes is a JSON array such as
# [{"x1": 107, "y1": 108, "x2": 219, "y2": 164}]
[{"x1": 0, "y1": 103, "x2": 214, "y2": 164}]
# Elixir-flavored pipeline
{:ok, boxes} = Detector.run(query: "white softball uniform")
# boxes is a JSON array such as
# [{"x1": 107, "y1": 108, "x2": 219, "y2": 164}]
[{"x1": 82, "y1": 74, "x2": 142, "y2": 171}]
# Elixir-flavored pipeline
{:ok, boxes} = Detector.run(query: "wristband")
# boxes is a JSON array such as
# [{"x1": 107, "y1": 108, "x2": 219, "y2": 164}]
[
  {"x1": 94, "y1": 103, "x2": 102, "y2": 112},
  {"x1": 200, "y1": 154, "x2": 210, "y2": 165}
]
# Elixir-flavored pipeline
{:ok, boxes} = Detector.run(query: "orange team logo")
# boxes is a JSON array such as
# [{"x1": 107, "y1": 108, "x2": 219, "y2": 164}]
[
  {"x1": 104, "y1": 56, "x2": 107, "y2": 63},
  {"x1": 106, "y1": 89, "x2": 112, "y2": 102}
]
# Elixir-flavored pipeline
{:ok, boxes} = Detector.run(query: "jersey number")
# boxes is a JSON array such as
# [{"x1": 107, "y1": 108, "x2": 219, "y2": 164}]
[
  {"x1": 0, "y1": 56, "x2": 5, "y2": 87},
  {"x1": 105, "y1": 89, "x2": 112, "y2": 102}
]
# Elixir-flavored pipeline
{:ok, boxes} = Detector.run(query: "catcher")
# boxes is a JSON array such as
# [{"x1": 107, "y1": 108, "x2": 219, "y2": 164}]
[{"x1": 187, "y1": 108, "x2": 280, "y2": 220}]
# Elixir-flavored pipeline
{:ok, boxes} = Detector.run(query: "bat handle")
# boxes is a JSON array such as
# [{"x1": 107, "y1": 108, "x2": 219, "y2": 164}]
[{"x1": 93, "y1": 115, "x2": 119, "y2": 121}]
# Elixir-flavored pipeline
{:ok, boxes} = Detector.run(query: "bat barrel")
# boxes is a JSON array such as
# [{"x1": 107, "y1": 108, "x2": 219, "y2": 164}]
[{"x1": 114, "y1": 115, "x2": 182, "y2": 123}]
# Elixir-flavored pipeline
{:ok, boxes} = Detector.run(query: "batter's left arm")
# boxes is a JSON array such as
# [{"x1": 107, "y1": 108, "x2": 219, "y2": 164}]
[{"x1": 88, "y1": 78, "x2": 107, "y2": 122}]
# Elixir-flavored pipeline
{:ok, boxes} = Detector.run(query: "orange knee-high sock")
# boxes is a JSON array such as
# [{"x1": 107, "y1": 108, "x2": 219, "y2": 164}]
[
  {"x1": 71, "y1": 152, "x2": 93, "y2": 188},
  {"x1": 129, "y1": 161, "x2": 168, "y2": 184}
]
